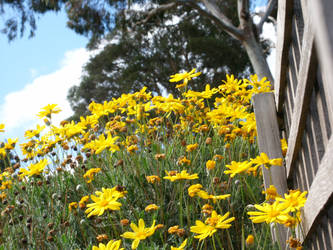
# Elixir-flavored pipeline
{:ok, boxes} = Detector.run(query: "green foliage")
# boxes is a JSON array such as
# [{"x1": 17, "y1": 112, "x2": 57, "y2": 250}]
[
  {"x1": 0, "y1": 73, "x2": 281, "y2": 249},
  {"x1": 67, "y1": 3, "x2": 252, "y2": 120},
  {"x1": 0, "y1": 130, "x2": 276, "y2": 249},
  {"x1": 0, "y1": 0, "x2": 247, "y2": 42}
]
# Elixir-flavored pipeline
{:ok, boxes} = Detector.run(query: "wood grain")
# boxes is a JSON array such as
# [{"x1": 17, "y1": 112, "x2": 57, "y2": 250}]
[
  {"x1": 253, "y1": 92, "x2": 288, "y2": 247},
  {"x1": 285, "y1": 13, "x2": 317, "y2": 179},
  {"x1": 275, "y1": 0, "x2": 293, "y2": 112},
  {"x1": 302, "y1": 138, "x2": 333, "y2": 237}
]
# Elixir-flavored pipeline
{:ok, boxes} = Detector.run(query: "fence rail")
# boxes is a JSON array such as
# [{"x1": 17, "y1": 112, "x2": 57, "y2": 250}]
[{"x1": 255, "y1": 0, "x2": 333, "y2": 248}]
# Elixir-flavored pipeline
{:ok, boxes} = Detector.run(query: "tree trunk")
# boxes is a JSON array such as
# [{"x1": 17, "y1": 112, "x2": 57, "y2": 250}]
[
  {"x1": 198, "y1": 0, "x2": 274, "y2": 85},
  {"x1": 242, "y1": 33, "x2": 274, "y2": 85}
]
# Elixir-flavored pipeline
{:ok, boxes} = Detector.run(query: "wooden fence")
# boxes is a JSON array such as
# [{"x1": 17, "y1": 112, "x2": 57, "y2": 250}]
[{"x1": 254, "y1": 0, "x2": 333, "y2": 248}]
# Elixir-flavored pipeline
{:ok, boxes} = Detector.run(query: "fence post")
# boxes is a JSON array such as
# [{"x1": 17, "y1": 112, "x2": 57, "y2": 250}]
[{"x1": 253, "y1": 92, "x2": 288, "y2": 248}]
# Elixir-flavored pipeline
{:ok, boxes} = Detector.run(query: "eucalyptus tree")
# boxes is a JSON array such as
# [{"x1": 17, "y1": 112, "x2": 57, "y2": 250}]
[
  {"x1": 66, "y1": 2, "x2": 256, "y2": 119},
  {"x1": 1, "y1": 0, "x2": 276, "y2": 81}
]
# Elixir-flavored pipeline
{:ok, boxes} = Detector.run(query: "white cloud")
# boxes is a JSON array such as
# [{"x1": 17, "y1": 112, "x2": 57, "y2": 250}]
[
  {"x1": 262, "y1": 22, "x2": 276, "y2": 79},
  {"x1": 29, "y1": 68, "x2": 38, "y2": 78},
  {"x1": 0, "y1": 48, "x2": 91, "y2": 136},
  {"x1": 253, "y1": 6, "x2": 277, "y2": 79}
]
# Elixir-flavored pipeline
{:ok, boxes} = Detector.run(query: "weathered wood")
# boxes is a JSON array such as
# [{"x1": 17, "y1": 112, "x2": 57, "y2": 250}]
[
  {"x1": 299, "y1": 0, "x2": 308, "y2": 19},
  {"x1": 252, "y1": 92, "x2": 288, "y2": 247},
  {"x1": 310, "y1": 0, "x2": 333, "y2": 113},
  {"x1": 262, "y1": 0, "x2": 333, "y2": 246},
  {"x1": 288, "y1": 44, "x2": 298, "y2": 102},
  {"x1": 314, "y1": 75, "x2": 328, "y2": 148},
  {"x1": 308, "y1": 92, "x2": 325, "y2": 165},
  {"x1": 316, "y1": 71, "x2": 332, "y2": 147},
  {"x1": 275, "y1": 0, "x2": 293, "y2": 113},
  {"x1": 323, "y1": 214, "x2": 333, "y2": 249},
  {"x1": 253, "y1": 93, "x2": 288, "y2": 192},
  {"x1": 302, "y1": 137, "x2": 333, "y2": 238},
  {"x1": 285, "y1": 14, "x2": 317, "y2": 179},
  {"x1": 293, "y1": 0, "x2": 304, "y2": 53},
  {"x1": 283, "y1": 82, "x2": 292, "y2": 135},
  {"x1": 300, "y1": 136, "x2": 311, "y2": 190},
  {"x1": 328, "y1": 209, "x2": 333, "y2": 247}
]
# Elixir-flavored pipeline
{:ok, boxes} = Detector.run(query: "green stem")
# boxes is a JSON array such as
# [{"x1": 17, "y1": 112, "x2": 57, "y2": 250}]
[
  {"x1": 226, "y1": 230, "x2": 234, "y2": 250},
  {"x1": 179, "y1": 182, "x2": 184, "y2": 228},
  {"x1": 108, "y1": 213, "x2": 119, "y2": 238},
  {"x1": 274, "y1": 223, "x2": 282, "y2": 250},
  {"x1": 262, "y1": 223, "x2": 269, "y2": 250},
  {"x1": 216, "y1": 232, "x2": 224, "y2": 250},
  {"x1": 186, "y1": 198, "x2": 191, "y2": 227},
  {"x1": 212, "y1": 234, "x2": 217, "y2": 250},
  {"x1": 243, "y1": 176, "x2": 258, "y2": 204},
  {"x1": 199, "y1": 239, "x2": 205, "y2": 250}
]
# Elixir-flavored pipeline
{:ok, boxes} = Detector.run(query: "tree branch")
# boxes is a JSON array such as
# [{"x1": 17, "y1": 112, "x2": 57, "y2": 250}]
[
  {"x1": 134, "y1": 2, "x2": 182, "y2": 25},
  {"x1": 186, "y1": 0, "x2": 244, "y2": 40},
  {"x1": 237, "y1": 0, "x2": 250, "y2": 28},
  {"x1": 256, "y1": 0, "x2": 277, "y2": 34}
]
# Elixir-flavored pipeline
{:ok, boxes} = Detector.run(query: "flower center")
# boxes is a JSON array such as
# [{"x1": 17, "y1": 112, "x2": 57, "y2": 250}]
[
  {"x1": 136, "y1": 231, "x2": 147, "y2": 239},
  {"x1": 269, "y1": 211, "x2": 280, "y2": 218},
  {"x1": 100, "y1": 200, "x2": 109, "y2": 207}
]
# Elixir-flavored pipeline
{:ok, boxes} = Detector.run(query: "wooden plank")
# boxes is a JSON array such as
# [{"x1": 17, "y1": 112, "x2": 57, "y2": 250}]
[
  {"x1": 296, "y1": 156, "x2": 306, "y2": 191},
  {"x1": 318, "y1": 225, "x2": 325, "y2": 249},
  {"x1": 316, "y1": 71, "x2": 332, "y2": 147},
  {"x1": 302, "y1": 137, "x2": 333, "y2": 237},
  {"x1": 253, "y1": 93, "x2": 288, "y2": 193},
  {"x1": 328, "y1": 206, "x2": 333, "y2": 247},
  {"x1": 287, "y1": 49, "x2": 297, "y2": 106},
  {"x1": 307, "y1": 97, "x2": 320, "y2": 175},
  {"x1": 304, "y1": 142, "x2": 313, "y2": 190},
  {"x1": 323, "y1": 215, "x2": 332, "y2": 249},
  {"x1": 252, "y1": 92, "x2": 288, "y2": 248},
  {"x1": 284, "y1": 15, "x2": 317, "y2": 179},
  {"x1": 293, "y1": 0, "x2": 304, "y2": 54},
  {"x1": 300, "y1": 135, "x2": 311, "y2": 190},
  {"x1": 300, "y1": 0, "x2": 308, "y2": 19},
  {"x1": 309, "y1": 92, "x2": 325, "y2": 165},
  {"x1": 274, "y1": 0, "x2": 293, "y2": 112},
  {"x1": 310, "y1": 0, "x2": 333, "y2": 113},
  {"x1": 283, "y1": 94, "x2": 291, "y2": 137}
]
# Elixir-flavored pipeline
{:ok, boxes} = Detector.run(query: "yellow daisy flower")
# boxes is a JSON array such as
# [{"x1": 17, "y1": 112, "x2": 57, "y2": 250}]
[
  {"x1": 186, "y1": 143, "x2": 199, "y2": 152},
  {"x1": 190, "y1": 220, "x2": 216, "y2": 241},
  {"x1": 247, "y1": 201, "x2": 289, "y2": 224},
  {"x1": 146, "y1": 175, "x2": 161, "y2": 184},
  {"x1": 0, "y1": 123, "x2": 5, "y2": 133},
  {"x1": 276, "y1": 189, "x2": 307, "y2": 212},
  {"x1": 19, "y1": 158, "x2": 49, "y2": 177},
  {"x1": 224, "y1": 160, "x2": 252, "y2": 178},
  {"x1": 188, "y1": 184, "x2": 203, "y2": 197},
  {"x1": 251, "y1": 152, "x2": 283, "y2": 169},
  {"x1": 171, "y1": 238, "x2": 188, "y2": 250},
  {"x1": 85, "y1": 187, "x2": 125, "y2": 218},
  {"x1": 37, "y1": 104, "x2": 61, "y2": 119},
  {"x1": 121, "y1": 218, "x2": 157, "y2": 249},
  {"x1": 205, "y1": 211, "x2": 235, "y2": 229},
  {"x1": 83, "y1": 168, "x2": 101, "y2": 183},
  {"x1": 206, "y1": 160, "x2": 216, "y2": 170},
  {"x1": 169, "y1": 68, "x2": 201, "y2": 88},
  {"x1": 262, "y1": 185, "x2": 281, "y2": 201},
  {"x1": 163, "y1": 170, "x2": 198, "y2": 182},
  {"x1": 92, "y1": 239, "x2": 124, "y2": 250},
  {"x1": 144, "y1": 204, "x2": 159, "y2": 212}
]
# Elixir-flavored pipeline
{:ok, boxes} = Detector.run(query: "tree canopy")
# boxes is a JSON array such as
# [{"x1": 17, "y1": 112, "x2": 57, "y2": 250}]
[
  {"x1": 1, "y1": 0, "x2": 277, "y2": 119},
  {"x1": 67, "y1": 2, "x2": 255, "y2": 120}
]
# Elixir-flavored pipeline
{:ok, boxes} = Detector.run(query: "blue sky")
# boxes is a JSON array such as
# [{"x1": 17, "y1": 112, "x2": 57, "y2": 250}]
[
  {"x1": 0, "y1": 11, "x2": 88, "y2": 101},
  {"x1": 0, "y1": 11, "x2": 92, "y2": 140}
]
